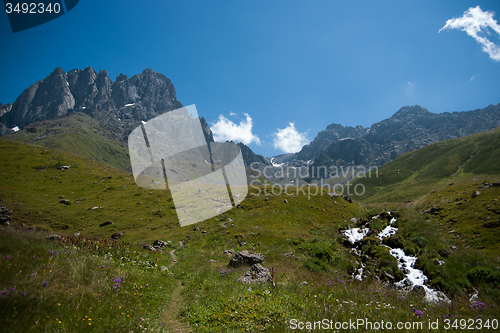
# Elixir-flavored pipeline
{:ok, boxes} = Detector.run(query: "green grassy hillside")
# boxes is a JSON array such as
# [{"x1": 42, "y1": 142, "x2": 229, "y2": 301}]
[
  {"x1": 1, "y1": 139, "x2": 500, "y2": 332},
  {"x1": 4, "y1": 112, "x2": 131, "y2": 171},
  {"x1": 350, "y1": 127, "x2": 500, "y2": 204}
]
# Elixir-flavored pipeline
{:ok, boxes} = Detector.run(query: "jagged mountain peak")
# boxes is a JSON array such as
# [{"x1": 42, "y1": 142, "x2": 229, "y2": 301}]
[
  {"x1": 0, "y1": 66, "x2": 180, "y2": 125},
  {"x1": 390, "y1": 105, "x2": 431, "y2": 120},
  {"x1": 51, "y1": 66, "x2": 66, "y2": 76},
  {"x1": 0, "y1": 67, "x2": 185, "y2": 151},
  {"x1": 116, "y1": 73, "x2": 128, "y2": 82}
]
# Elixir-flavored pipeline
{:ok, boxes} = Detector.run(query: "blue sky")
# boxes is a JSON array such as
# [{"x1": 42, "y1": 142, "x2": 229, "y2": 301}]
[{"x1": 1, "y1": 0, "x2": 499, "y2": 157}]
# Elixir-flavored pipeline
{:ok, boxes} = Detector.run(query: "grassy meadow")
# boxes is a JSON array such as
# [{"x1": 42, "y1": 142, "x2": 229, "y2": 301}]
[{"x1": 1, "y1": 138, "x2": 500, "y2": 332}]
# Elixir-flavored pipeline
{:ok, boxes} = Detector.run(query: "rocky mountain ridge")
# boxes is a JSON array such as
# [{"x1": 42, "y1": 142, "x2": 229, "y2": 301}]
[
  {"x1": 290, "y1": 104, "x2": 500, "y2": 178},
  {"x1": 0, "y1": 67, "x2": 185, "y2": 146}
]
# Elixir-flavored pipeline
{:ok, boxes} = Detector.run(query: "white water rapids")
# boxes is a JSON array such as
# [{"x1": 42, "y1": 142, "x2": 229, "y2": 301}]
[{"x1": 343, "y1": 213, "x2": 450, "y2": 303}]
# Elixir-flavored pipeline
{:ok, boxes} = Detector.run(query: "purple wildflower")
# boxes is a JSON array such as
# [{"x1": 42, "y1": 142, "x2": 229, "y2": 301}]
[
  {"x1": 21, "y1": 291, "x2": 26, "y2": 296},
  {"x1": 113, "y1": 276, "x2": 125, "y2": 283},
  {"x1": 1, "y1": 290, "x2": 7, "y2": 296},
  {"x1": 5, "y1": 254, "x2": 12, "y2": 260},
  {"x1": 101, "y1": 265, "x2": 105, "y2": 269},
  {"x1": 42, "y1": 281, "x2": 48, "y2": 288},
  {"x1": 9, "y1": 287, "x2": 15, "y2": 293},
  {"x1": 412, "y1": 308, "x2": 424, "y2": 317},
  {"x1": 145, "y1": 284, "x2": 149, "y2": 288},
  {"x1": 471, "y1": 302, "x2": 485, "y2": 310}
]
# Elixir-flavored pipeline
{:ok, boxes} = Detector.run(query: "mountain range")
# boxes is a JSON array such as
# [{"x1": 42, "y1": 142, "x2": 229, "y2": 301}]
[
  {"x1": 286, "y1": 104, "x2": 500, "y2": 175},
  {"x1": 1, "y1": 67, "x2": 499, "y2": 184}
]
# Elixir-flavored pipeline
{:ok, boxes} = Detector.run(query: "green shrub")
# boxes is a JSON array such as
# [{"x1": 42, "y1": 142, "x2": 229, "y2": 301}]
[
  {"x1": 410, "y1": 236, "x2": 427, "y2": 249},
  {"x1": 297, "y1": 239, "x2": 338, "y2": 262},
  {"x1": 304, "y1": 258, "x2": 330, "y2": 272},
  {"x1": 467, "y1": 267, "x2": 500, "y2": 284}
]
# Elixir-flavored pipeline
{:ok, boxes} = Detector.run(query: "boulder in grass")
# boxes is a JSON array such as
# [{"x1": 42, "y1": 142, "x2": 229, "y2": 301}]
[
  {"x1": 0, "y1": 205, "x2": 12, "y2": 224},
  {"x1": 228, "y1": 250, "x2": 265, "y2": 267},
  {"x1": 143, "y1": 245, "x2": 156, "y2": 251},
  {"x1": 45, "y1": 234, "x2": 62, "y2": 241},
  {"x1": 153, "y1": 240, "x2": 170, "y2": 247},
  {"x1": 237, "y1": 264, "x2": 273, "y2": 284},
  {"x1": 111, "y1": 232, "x2": 123, "y2": 240},
  {"x1": 411, "y1": 285, "x2": 426, "y2": 295}
]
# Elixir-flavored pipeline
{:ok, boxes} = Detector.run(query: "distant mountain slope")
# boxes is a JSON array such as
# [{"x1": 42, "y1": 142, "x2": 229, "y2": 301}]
[
  {"x1": 298, "y1": 104, "x2": 500, "y2": 170},
  {"x1": 295, "y1": 123, "x2": 368, "y2": 161},
  {"x1": 350, "y1": 127, "x2": 500, "y2": 203},
  {"x1": 3, "y1": 112, "x2": 131, "y2": 170}
]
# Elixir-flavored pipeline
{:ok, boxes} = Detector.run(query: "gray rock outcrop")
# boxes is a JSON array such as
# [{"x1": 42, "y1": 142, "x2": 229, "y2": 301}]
[
  {"x1": 237, "y1": 264, "x2": 273, "y2": 284},
  {"x1": 111, "y1": 232, "x2": 123, "y2": 239},
  {"x1": 228, "y1": 250, "x2": 265, "y2": 267},
  {"x1": 153, "y1": 240, "x2": 170, "y2": 247},
  {"x1": 0, "y1": 205, "x2": 12, "y2": 224}
]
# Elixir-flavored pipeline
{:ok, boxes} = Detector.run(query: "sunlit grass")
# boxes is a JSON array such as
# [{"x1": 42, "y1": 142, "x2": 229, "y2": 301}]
[{"x1": 1, "y1": 139, "x2": 500, "y2": 332}]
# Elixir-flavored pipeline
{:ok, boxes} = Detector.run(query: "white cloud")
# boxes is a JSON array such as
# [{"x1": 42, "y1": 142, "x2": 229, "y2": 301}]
[
  {"x1": 273, "y1": 122, "x2": 309, "y2": 153},
  {"x1": 439, "y1": 6, "x2": 500, "y2": 62},
  {"x1": 211, "y1": 113, "x2": 261, "y2": 145},
  {"x1": 229, "y1": 111, "x2": 237, "y2": 116}
]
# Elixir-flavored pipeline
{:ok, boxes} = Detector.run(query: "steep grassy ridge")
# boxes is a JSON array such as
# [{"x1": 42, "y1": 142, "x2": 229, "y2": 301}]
[{"x1": 4, "y1": 112, "x2": 130, "y2": 170}]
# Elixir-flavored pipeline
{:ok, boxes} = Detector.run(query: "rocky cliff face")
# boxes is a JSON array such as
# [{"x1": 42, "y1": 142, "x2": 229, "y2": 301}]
[
  {"x1": 295, "y1": 123, "x2": 368, "y2": 161},
  {"x1": 0, "y1": 67, "x2": 186, "y2": 146},
  {"x1": 0, "y1": 103, "x2": 13, "y2": 136},
  {"x1": 237, "y1": 142, "x2": 271, "y2": 170},
  {"x1": 298, "y1": 104, "x2": 500, "y2": 174},
  {"x1": 0, "y1": 103, "x2": 12, "y2": 118}
]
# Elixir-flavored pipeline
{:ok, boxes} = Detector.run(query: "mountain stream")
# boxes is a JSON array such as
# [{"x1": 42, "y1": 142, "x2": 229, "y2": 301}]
[{"x1": 343, "y1": 213, "x2": 450, "y2": 304}]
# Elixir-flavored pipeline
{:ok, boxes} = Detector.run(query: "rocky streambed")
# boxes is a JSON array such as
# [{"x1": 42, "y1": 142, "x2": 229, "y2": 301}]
[{"x1": 342, "y1": 212, "x2": 450, "y2": 304}]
